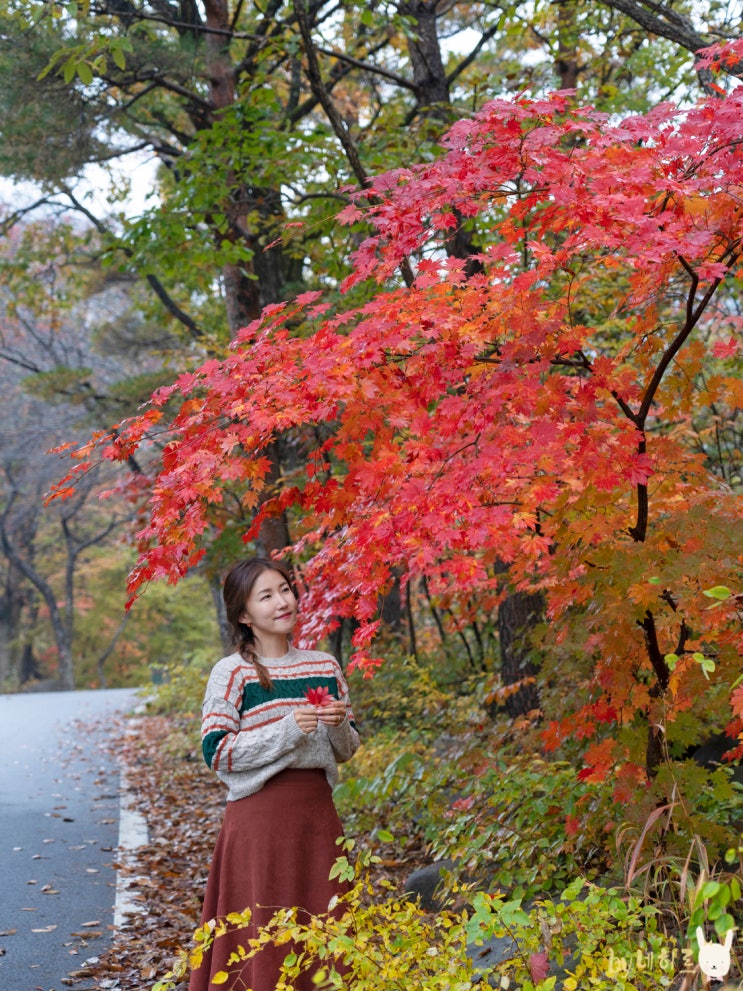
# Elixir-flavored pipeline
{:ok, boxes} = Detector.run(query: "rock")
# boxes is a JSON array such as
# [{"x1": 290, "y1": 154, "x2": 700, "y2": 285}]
[
  {"x1": 466, "y1": 932, "x2": 520, "y2": 976},
  {"x1": 403, "y1": 860, "x2": 455, "y2": 912},
  {"x1": 692, "y1": 733, "x2": 743, "y2": 785}
]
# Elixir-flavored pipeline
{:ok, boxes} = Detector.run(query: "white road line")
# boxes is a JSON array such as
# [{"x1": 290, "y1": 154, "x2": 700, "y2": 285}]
[{"x1": 113, "y1": 725, "x2": 149, "y2": 929}]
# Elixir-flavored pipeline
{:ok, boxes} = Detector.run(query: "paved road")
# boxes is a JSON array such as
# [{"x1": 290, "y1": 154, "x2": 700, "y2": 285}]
[{"x1": 0, "y1": 688, "x2": 142, "y2": 991}]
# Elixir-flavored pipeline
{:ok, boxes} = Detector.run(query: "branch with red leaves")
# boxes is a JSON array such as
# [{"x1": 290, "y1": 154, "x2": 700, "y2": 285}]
[{"x1": 53, "y1": 42, "x2": 743, "y2": 782}]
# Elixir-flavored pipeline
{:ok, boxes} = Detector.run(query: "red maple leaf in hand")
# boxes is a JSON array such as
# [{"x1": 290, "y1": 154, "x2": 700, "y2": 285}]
[{"x1": 305, "y1": 686, "x2": 332, "y2": 706}]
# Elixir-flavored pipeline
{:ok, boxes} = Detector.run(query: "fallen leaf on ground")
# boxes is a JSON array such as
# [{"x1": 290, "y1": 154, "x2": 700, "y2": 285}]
[
  {"x1": 64, "y1": 713, "x2": 425, "y2": 991},
  {"x1": 529, "y1": 950, "x2": 550, "y2": 983}
]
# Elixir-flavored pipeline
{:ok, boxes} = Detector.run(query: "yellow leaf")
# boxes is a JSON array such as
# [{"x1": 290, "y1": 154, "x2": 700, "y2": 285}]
[{"x1": 211, "y1": 972, "x2": 229, "y2": 985}]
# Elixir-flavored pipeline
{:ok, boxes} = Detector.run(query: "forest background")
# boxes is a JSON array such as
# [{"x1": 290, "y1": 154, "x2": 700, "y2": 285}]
[{"x1": 1, "y1": 0, "x2": 742, "y2": 988}]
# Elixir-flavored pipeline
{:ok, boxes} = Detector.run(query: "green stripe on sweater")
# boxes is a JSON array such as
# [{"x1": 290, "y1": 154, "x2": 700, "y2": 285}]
[
  {"x1": 203, "y1": 730, "x2": 228, "y2": 768},
  {"x1": 241, "y1": 675, "x2": 340, "y2": 713}
]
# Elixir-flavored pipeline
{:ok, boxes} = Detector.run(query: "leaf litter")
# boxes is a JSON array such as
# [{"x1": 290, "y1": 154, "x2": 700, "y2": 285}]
[{"x1": 63, "y1": 712, "x2": 423, "y2": 990}]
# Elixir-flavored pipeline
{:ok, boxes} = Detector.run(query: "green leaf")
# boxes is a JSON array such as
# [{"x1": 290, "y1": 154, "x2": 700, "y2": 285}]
[
  {"x1": 714, "y1": 914, "x2": 736, "y2": 937},
  {"x1": 702, "y1": 585, "x2": 731, "y2": 600},
  {"x1": 377, "y1": 829, "x2": 394, "y2": 843},
  {"x1": 77, "y1": 61, "x2": 94, "y2": 85}
]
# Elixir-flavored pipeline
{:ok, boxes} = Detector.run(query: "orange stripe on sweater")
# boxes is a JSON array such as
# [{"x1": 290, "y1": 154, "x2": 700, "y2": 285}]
[
  {"x1": 223, "y1": 664, "x2": 255, "y2": 699},
  {"x1": 201, "y1": 718, "x2": 238, "y2": 737}
]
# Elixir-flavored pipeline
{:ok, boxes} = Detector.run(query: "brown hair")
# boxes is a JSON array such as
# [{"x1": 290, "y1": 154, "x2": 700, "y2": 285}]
[{"x1": 222, "y1": 557, "x2": 294, "y2": 691}]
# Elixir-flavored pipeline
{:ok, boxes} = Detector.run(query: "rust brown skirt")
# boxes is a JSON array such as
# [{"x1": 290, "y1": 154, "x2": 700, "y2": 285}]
[{"x1": 188, "y1": 769, "x2": 347, "y2": 991}]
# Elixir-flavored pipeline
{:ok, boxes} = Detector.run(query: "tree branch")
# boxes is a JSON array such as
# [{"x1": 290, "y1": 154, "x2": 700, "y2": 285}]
[
  {"x1": 315, "y1": 45, "x2": 417, "y2": 91},
  {"x1": 292, "y1": 0, "x2": 369, "y2": 188},
  {"x1": 635, "y1": 267, "x2": 724, "y2": 428},
  {"x1": 95, "y1": 611, "x2": 130, "y2": 688},
  {"x1": 0, "y1": 486, "x2": 62, "y2": 638},
  {"x1": 598, "y1": 0, "x2": 742, "y2": 85},
  {"x1": 446, "y1": 23, "x2": 500, "y2": 85},
  {"x1": 60, "y1": 186, "x2": 204, "y2": 341},
  {"x1": 638, "y1": 610, "x2": 670, "y2": 692}
]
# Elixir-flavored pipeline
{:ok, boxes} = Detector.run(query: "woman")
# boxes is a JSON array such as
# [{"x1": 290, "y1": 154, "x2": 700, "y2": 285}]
[{"x1": 188, "y1": 557, "x2": 360, "y2": 991}]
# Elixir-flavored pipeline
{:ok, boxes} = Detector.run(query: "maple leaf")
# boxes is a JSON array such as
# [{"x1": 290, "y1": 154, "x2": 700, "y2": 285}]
[
  {"x1": 565, "y1": 814, "x2": 581, "y2": 836},
  {"x1": 730, "y1": 684, "x2": 743, "y2": 723},
  {"x1": 712, "y1": 336, "x2": 740, "y2": 359},
  {"x1": 54, "y1": 60, "x2": 743, "y2": 784},
  {"x1": 304, "y1": 686, "x2": 332, "y2": 706},
  {"x1": 529, "y1": 951, "x2": 550, "y2": 983}
]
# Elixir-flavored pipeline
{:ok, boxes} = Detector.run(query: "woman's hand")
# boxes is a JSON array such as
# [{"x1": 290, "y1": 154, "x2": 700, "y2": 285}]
[
  {"x1": 316, "y1": 697, "x2": 347, "y2": 728},
  {"x1": 294, "y1": 706, "x2": 319, "y2": 734}
]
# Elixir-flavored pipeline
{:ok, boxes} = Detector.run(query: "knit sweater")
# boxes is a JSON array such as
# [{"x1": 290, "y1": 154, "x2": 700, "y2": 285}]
[{"x1": 200, "y1": 645, "x2": 360, "y2": 801}]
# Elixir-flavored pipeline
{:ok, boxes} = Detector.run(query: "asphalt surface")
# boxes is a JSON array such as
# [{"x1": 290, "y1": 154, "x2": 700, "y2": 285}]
[{"x1": 0, "y1": 688, "x2": 142, "y2": 991}]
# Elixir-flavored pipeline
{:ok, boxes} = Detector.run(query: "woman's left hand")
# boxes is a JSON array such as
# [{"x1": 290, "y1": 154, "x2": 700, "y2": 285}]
[{"x1": 316, "y1": 697, "x2": 347, "y2": 727}]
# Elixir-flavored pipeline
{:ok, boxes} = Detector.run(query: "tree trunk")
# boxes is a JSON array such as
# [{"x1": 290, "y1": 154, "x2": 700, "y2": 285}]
[
  {"x1": 0, "y1": 570, "x2": 20, "y2": 684},
  {"x1": 209, "y1": 571, "x2": 232, "y2": 653},
  {"x1": 203, "y1": 0, "x2": 292, "y2": 558},
  {"x1": 19, "y1": 641, "x2": 41, "y2": 684},
  {"x1": 556, "y1": 0, "x2": 581, "y2": 90},
  {"x1": 497, "y1": 589, "x2": 543, "y2": 718},
  {"x1": 0, "y1": 516, "x2": 73, "y2": 689},
  {"x1": 400, "y1": 0, "x2": 451, "y2": 117}
]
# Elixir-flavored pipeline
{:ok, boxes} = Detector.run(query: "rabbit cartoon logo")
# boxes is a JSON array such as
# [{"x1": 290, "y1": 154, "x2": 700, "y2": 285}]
[{"x1": 697, "y1": 927, "x2": 736, "y2": 981}]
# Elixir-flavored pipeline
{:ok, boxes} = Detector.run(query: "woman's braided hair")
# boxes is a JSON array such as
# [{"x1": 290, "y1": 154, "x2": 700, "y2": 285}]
[{"x1": 222, "y1": 557, "x2": 294, "y2": 691}]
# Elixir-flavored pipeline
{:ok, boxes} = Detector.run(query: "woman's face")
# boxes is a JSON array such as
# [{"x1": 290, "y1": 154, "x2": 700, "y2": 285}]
[{"x1": 239, "y1": 568, "x2": 297, "y2": 642}]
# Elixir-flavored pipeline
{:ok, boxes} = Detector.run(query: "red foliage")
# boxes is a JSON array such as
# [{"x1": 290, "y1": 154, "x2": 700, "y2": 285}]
[
  {"x1": 529, "y1": 950, "x2": 550, "y2": 983},
  {"x1": 57, "y1": 46, "x2": 743, "y2": 776}
]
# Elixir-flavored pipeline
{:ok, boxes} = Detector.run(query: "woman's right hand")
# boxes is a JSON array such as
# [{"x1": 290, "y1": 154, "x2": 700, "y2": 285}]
[{"x1": 294, "y1": 706, "x2": 319, "y2": 734}]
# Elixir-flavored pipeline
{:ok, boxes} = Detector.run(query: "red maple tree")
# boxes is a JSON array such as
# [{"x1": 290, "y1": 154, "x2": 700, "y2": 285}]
[{"x1": 57, "y1": 42, "x2": 743, "y2": 780}]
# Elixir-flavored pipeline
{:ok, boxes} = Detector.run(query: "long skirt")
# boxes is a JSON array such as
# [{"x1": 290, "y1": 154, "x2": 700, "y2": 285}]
[{"x1": 188, "y1": 769, "x2": 347, "y2": 991}]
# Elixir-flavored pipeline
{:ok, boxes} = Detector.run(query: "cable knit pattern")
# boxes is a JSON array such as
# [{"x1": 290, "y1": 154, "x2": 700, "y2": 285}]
[{"x1": 200, "y1": 646, "x2": 360, "y2": 801}]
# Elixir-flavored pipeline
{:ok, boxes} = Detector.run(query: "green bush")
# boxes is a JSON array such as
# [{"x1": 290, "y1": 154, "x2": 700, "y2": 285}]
[{"x1": 152, "y1": 843, "x2": 687, "y2": 991}]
